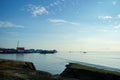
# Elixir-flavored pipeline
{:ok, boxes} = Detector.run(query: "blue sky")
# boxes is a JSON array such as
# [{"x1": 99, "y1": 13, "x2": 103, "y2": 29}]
[{"x1": 0, "y1": 0, "x2": 120, "y2": 51}]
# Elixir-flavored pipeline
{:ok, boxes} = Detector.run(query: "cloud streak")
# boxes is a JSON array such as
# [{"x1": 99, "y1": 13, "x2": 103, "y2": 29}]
[
  {"x1": 49, "y1": 19, "x2": 67, "y2": 23},
  {"x1": 48, "y1": 19, "x2": 80, "y2": 25},
  {"x1": 98, "y1": 14, "x2": 120, "y2": 20},
  {"x1": 99, "y1": 29, "x2": 118, "y2": 33},
  {"x1": 98, "y1": 16, "x2": 112, "y2": 20},
  {"x1": 27, "y1": 4, "x2": 48, "y2": 17},
  {"x1": 0, "y1": 21, "x2": 24, "y2": 28},
  {"x1": 50, "y1": 2, "x2": 59, "y2": 7}
]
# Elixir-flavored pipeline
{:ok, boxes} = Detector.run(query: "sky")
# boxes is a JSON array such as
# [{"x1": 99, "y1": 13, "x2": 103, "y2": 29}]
[{"x1": 0, "y1": 0, "x2": 120, "y2": 51}]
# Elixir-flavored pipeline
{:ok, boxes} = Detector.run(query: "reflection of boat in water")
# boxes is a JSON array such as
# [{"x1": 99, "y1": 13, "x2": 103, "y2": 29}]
[{"x1": 16, "y1": 54, "x2": 24, "y2": 60}]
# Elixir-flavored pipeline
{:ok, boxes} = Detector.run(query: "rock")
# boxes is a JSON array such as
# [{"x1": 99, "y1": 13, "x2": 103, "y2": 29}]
[
  {"x1": 60, "y1": 63, "x2": 120, "y2": 80},
  {"x1": 0, "y1": 59, "x2": 36, "y2": 70},
  {"x1": 0, "y1": 66, "x2": 56, "y2": 80},
  {"x1": 0, "y1": 59, "x2": 60, "y2": 80},
  {"x1": 2, "y1": 58, "x2": 120, "y2": 80}
]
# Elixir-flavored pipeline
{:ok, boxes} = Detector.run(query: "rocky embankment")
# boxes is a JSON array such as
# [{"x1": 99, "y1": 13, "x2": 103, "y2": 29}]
[
  {"x1": 0, "y1": 59, "x2": 120, "y2": 80},
  {"x1": 0, "y1": 59, "x2": 62, "y2": 80},
  {"x1": 60, "y1": 63, "x2": 120, "y2": 80}
]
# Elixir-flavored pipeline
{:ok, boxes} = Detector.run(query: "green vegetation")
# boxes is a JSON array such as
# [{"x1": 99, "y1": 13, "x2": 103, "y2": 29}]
[{"x1": 67, "y1": 63, "x2": 120, "y2": 76}]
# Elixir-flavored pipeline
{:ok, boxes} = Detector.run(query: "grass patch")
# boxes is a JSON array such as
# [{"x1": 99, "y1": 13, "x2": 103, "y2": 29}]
[{"x1": 67, "y1": 63, "x2": 120, "y2": 76}]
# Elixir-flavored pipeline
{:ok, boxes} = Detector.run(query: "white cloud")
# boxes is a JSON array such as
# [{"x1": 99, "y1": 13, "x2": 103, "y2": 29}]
[
  {"x1": 49, "y1": 0, "x2": 62, "y2": 7},
  {"x1": 114, "y1": 24, "x2": 120, "y2": 29},
  {"x1": 69, "y1": 22, "x2": 80, "y2": 25},
  {"x1": 98, "y1": 16, "x2": 112, "y2": 20},
  {"x1": 117, "y1": 14, "x2": 120, "y2": 18},
  {"x1": 48, "y1": 19, "x2": 80, "y2": 25},
  {"x1": 49, "y1": 19, "x2": 67, "y2": 23},
  {"x1": 50, "y1": 2, "x2": 58, "y2": 7},
  {"x1": 28, "y1": 4, "x2": 48, "y2": 16},
  {"x1": 99, "y1": 29, "x2": 118, "y2": 32},
  {"x1": 0, "y1": 21, "x2": 24, "y2": 28}
]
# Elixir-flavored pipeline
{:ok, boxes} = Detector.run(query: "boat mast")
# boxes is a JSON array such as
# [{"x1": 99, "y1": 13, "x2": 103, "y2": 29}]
[{"x1": 17, "y1": 40, "x2": 19, "y2": 48}]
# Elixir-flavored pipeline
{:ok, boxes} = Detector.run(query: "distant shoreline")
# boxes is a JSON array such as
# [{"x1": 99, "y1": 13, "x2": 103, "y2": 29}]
[{"x1": 0, "y1": 52, "x2": 37, "y2": 54}]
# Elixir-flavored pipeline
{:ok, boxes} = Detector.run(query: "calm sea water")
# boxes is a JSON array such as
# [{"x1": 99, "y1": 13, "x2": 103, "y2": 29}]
[{"x1": 0, "y1": 51, "x2": 120, "y2": 74}]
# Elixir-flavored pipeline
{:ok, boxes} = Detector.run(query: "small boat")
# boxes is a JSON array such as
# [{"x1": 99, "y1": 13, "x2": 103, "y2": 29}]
[{"x1": 83, "y1": 52, "x2": 87, "y2": 53}]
